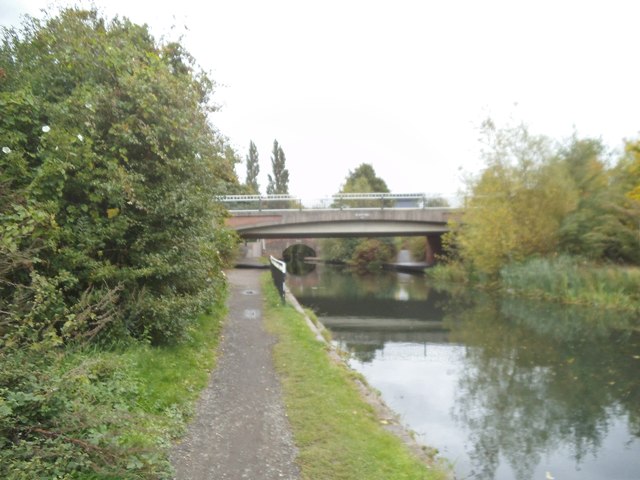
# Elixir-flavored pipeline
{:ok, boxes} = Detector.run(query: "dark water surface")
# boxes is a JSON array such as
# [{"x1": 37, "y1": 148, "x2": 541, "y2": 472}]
[{"x1": 286, "y1": 264, "x2": 640, "y2": 480}]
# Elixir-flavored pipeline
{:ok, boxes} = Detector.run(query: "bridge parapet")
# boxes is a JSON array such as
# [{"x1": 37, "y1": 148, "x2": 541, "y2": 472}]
[{"x1": 218, "y1": 192, "x2": 460, "y2": 212}]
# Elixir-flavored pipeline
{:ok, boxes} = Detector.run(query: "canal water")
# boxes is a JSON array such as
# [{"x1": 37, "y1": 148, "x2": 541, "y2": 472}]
[{"x1": 286, "y1": 264, "x2": 640, "y2": 480}]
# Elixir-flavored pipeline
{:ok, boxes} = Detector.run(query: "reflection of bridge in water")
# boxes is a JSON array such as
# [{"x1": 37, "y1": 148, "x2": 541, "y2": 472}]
[
  {"x1": 321, "y1": 317, "x2": 451, "y2": 345},
  {"x1": 291, "y1": 294, "x2": 445, "y2": 320},
  {"x1": 294, "y1": 293, "x2": 453, "y2": 353}
]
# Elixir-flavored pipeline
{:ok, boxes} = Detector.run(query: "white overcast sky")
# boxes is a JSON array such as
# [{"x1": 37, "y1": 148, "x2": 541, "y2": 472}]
[{"x1": 2, "y1": 1, "x2": 639, "y2": 201}]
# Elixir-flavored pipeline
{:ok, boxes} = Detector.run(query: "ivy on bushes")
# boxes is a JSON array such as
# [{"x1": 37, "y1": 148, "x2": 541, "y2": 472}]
[{"x1": 0, "y1": 8, "x2": 239, "y2": 347}]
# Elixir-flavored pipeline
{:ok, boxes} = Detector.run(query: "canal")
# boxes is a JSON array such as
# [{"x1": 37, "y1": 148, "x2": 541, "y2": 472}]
[{"x1": 286, "y1": 263, "x2": 640, "y2": 480}]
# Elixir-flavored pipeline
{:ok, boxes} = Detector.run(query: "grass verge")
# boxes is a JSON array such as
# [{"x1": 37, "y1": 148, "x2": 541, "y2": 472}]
[
  {"x1": 262, "y1": 275, "x2": 449, "y2": 480},
  {"x1": 127, "y1": 300, "x2": 226, "y2": 428},
  {"x1": 1, "y1": 300, "x2": 226, "y2": 479}
]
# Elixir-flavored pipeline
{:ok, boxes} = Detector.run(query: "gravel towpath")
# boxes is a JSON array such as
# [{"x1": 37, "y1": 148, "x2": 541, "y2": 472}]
[{"x1": 171, "y1": 269, "x2": 300, "y2": 480}]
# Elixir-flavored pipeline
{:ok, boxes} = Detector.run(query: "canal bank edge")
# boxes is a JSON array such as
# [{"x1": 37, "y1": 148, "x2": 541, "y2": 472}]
[{"x1": 282, "y1": 283, "x2": 448, "y2": 473}]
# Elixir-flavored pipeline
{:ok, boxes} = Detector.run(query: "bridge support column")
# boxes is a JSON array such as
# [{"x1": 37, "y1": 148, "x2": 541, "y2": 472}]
[{"x1": 425, "y1": 234, "x2": 443, "y2": 265}]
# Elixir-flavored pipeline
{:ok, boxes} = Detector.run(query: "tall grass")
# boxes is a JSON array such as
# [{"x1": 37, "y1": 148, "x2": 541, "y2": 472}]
[
  {"x1": 500, "y1": 256, "x2": 640, "y2": 311},
  {"x1": 426, "y1": 261, "x2": 496, "y2": 288},
  {"x1": 426, "y1": 262, "x2": 471, "y2": 284}
]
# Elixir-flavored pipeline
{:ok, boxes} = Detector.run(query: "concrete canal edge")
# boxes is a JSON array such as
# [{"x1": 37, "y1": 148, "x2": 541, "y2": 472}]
[{"x1": 283, "y1": 284, "x2": 443, "y2": 468}]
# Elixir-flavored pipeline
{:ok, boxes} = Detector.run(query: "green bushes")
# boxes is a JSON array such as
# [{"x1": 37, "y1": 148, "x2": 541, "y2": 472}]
[
  {"x1": 0, "y1": 8, "x2": 236, "y2": 479},
  {"x1": 0, "y1": 8, "x2": 238, "y2": 346},
  {"x1": 0, "y1": 349, "x2": 154, "y2": 479},
  {"x1": 321, "y1": 237, "x2": 396, "y2": 271},
  {"x1": 444, "y1": 122, "x2": 640, "y2": 276},
  {"x1": 351, "y1": 238, "x2": 395, "y2": 270}
]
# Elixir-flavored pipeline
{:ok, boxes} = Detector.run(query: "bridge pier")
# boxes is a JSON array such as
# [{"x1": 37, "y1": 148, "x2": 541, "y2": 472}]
[{"x1": 425, "y1": 234, "x2": 443, "y2": 265}]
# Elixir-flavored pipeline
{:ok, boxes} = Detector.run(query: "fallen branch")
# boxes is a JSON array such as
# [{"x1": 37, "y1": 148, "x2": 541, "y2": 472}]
[{"x1": 28, "y1": 427, "x2": 118, "y2": 461}]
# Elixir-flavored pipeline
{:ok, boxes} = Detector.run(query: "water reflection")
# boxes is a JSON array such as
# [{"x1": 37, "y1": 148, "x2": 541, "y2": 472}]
[
  {"x1": 287, "y1": 264, "x2": 640, "y2": 480},
  {"x1": 285, "y1": 257, "x2": 316, "y2": 276},
  {"x1": 446, "y1": 294, "x2": 640, "y2": 479},
  {"x1": 287, "y1": 265, "x2": 447, "y2": 319}
]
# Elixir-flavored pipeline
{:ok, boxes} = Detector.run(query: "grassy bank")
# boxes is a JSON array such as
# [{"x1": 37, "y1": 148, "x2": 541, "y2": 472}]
[
  {"x1": 1, "y1": 301, "x2": 226, "y2": 479},
  {"x1": 428, "y1": 256, "x2": 640, "y2": 312},
  {"x1": 262, "y1": 276, "x2": 449, "y2": 480}
]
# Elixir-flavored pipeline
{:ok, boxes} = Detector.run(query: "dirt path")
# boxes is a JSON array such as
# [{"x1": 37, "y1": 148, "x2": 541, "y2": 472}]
[{"x1": 171, "y1": 269, "x2": 299, "y2": 480}]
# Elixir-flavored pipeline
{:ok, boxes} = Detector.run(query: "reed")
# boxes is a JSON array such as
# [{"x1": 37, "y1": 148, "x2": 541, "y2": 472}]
[
  {"x1": 500, "y1": 256, "x2": 640, "y2": 311},
  {"x1": 427, "y1": 262, "x2": 471, "y2": 284}
]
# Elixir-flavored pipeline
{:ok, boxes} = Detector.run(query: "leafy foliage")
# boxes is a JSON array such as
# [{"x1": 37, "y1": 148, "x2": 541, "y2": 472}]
[
  {"x1": 0, "y1": 302, "x2": 226, "y2": 480},
  {"x1": 626, "y1": 140, "x2": 640, "y2": 201},
  {"x1": 0, "y1": 8, "x2": 238, "y2": 346},
  {"x1": 405, "y1": 236, "x2": 427, "y2": 262},
  {"x1": 453, "y1": 120, "x2": 577, "y2": 275},
  {"x1": 0, "y1": 8, "x2": 239, "y2": 479},
  {"x1": 321, "y1": 237, "x2": 360, "y2": 264},
  {"x1": 443, "y1": 120, "x2": 640, "y2": 288},
  {"x1": 351, "y1": 238, "x2": 395, "y2": 271},
  {"x1": 0, "y1": 348, "x2": 165, "y2": 479},
  {"x1": 321, "y1": 163, "x2": 397, "y2": 268},
  {"x1": 334, "y1": 163, "x2": 390, "y2": 208},
  {"x1": 321, "y1": 234, "x2": 396, "y2": 271},
  {"x1": 342, "y1": 163, "x2": 389, "y2": 193},
  {"x1": 558, "y1": 137, "x2": 640, "y2": 263}
]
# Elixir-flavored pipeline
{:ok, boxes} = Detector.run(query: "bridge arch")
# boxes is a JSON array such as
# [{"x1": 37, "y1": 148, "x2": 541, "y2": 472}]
[{"x1": 282, "y1": 244, "x2": 317, "y2": 275}]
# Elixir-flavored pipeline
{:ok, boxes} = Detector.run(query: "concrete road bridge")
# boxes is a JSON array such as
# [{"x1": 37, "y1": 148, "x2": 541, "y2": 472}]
[{"x1": 221, "y1": 193, "x2": 459, "y2": 263}]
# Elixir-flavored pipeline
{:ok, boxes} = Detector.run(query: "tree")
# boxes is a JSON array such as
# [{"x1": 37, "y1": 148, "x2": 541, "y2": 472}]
[
  {"x1": 625, "y1": 139, "x2": 640, "y2": 201},
  {"x1": 0, "y1": 8, "x2": 239, "y2": 346},
  {"x1": 336, "y1": 163, "x2": 390, "y2": 208},
  {"x1": 452, "y1": 120, "x2": 577, "y2": 275},
  {"x1": 267, "y1": 139, "x2": 289, "y2": 195},
  {"x1": 245, "y1": 140, "x2": 260, "y2": 194},
  {"x1": 595, "y1": 152, "x2": 640, "y2": 263},
  {"x1": 557, "y1": 137, "x2": 640, "y2": 263},
  {"x1": 557, "y1": 137, "x2": 611, "y2": 259},
  {"x1": 343, "y1": 163, "x2": 389, "y2": 193},
  {"x1": 321, "y1": 163, "x2": 396, "y2": 267}
]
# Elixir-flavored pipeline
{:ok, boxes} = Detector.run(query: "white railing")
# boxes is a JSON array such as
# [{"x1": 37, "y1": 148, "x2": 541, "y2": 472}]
[
  {"x1": 217, "y1": 192, "x2": 460, "y2": 211},
  {"x1": 269, "y1": 256, "x2": 287, "y2": 303},
  {"x1": 269, "y1": 255, "x2": 287, "y2": 274}
]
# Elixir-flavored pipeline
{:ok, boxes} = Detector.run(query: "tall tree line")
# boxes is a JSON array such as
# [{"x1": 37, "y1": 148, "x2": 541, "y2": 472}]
[
  {"x1": 446, "y1": 119, "x2": 640, "y2": 275},
  {"x1": 243, "y1": 139, "x2": 290, "y2": 197}
]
